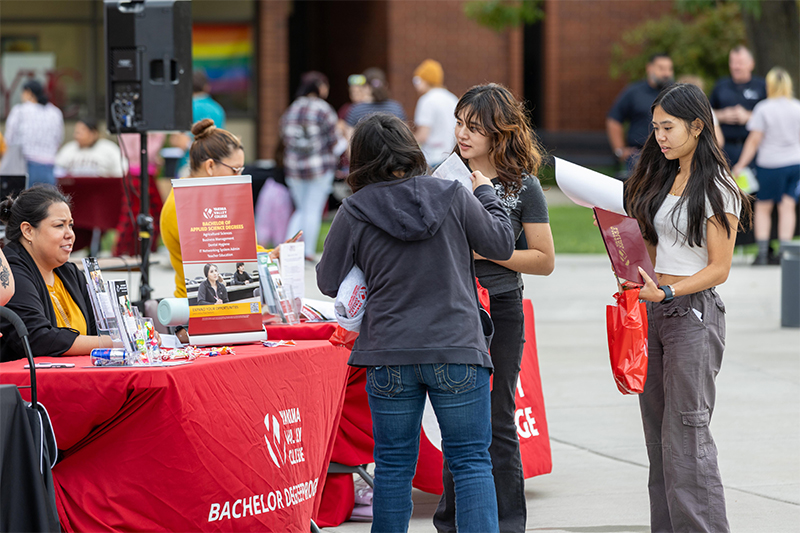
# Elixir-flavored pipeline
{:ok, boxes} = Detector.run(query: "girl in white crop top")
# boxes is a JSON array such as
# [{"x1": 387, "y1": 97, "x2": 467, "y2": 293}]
[
  {"x1": 624, "y1": 83, "x2": 750, "y2": 299},
  {"x1": 621, "y1": 83, "x2": 751, "y2": 532}
]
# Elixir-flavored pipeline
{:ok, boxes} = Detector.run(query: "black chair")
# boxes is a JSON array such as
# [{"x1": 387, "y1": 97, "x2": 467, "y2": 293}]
[{"x1": 0, "y1": 307, "x2": 60, "y2": 532}]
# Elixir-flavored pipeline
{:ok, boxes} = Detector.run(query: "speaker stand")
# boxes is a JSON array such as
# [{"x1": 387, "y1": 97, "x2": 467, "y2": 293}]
[{"x1": 137, "y1": 131, "x2": 153, "y2": 303}]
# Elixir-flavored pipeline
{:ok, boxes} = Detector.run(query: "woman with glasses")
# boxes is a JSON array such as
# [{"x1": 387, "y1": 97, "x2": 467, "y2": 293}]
[{"x1": 160, "y1": 118, "x2": 248, "y2": 298}]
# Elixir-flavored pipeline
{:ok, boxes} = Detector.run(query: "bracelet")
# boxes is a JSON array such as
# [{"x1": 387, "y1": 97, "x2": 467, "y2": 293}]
[{"x1": 659, "y1": 284, "x2": 675, "y2": 304}]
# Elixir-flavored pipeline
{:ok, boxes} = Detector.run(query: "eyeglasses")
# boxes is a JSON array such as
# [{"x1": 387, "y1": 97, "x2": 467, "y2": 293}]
[
  {"x1": 214, "y1": 160, "x2": 244, "y2": 175},
  {"x1": 348, "y1": 74, "x2": 367, "y2": 86}
]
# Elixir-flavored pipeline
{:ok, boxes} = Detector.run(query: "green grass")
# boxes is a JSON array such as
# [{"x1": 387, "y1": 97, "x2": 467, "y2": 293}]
[{"x1": 549, "y1": 205, "x2": 605, "y2": 254}]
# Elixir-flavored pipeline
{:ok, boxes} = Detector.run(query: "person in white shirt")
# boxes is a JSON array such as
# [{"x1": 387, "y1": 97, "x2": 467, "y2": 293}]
[
  {"x1": 732, "y1": 67, "x2": 800, "y2": 265},
  {"x1": 412, "y1": 59, "x2": 459, "y2": 167},
  {"x1": 55, "y1": 117, "x2": 127, "y2": 178},
  {"x1": 4, "y1": 80, "x2": 64, "y2": 186},
  {"x1": 624, "y1": 83, "x2": 751, "y2": 533}
]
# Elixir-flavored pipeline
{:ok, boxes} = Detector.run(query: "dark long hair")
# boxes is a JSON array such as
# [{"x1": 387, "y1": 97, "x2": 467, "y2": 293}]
[
  {"x1": 625, "y1": 83, "x2": 751, "y2": 246},
  {"x1": 0, "y1": 185, "x2": 72, "y2": 243},
  {"x1": 454, "y1": 83, "x2": 545, "y2": 195},
  {"x1": 346, "y1": 113, "x2": 428, "y2": 193}
]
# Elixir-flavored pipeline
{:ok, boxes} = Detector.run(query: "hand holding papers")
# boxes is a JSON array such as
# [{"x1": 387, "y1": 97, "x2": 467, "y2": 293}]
[
  {"x1": 554, "y1": 158, "x2": 626, "y2": 215},
  {"x1": 594, "y1": 207, "x2": 657, "y2": 287},
  {"x1": 433, "y1": 153, "x2": 473, "y2": 190}
]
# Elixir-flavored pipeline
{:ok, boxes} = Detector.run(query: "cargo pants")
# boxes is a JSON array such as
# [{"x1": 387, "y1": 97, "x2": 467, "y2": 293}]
[{"x1": 640, "y1": 288, "x2": 730, "y2": 533}]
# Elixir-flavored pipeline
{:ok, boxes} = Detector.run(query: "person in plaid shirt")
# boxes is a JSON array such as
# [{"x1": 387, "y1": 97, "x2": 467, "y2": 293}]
[{"x1": 280, "y1": 71, "x2": 340, "y2": 261}]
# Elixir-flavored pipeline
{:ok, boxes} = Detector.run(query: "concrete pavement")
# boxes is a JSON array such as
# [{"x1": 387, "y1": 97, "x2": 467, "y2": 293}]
[
  {"x1": 104, "y1": 245, "x2": 799, "y2": 532},
  {"x1": 324, "y1": 253, "x2": 800, "y2": 533}
]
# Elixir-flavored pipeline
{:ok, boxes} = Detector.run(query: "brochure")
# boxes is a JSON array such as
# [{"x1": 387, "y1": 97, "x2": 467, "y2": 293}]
[
  {"x1": 81, "y1": 257, "x2": 115, "y2": 331},
  {"x1": 432, "y1": 152, "x2": 473, "y2": 190},
  {"x1": 555, "y1": 158, "x2": 626, "y2": 215},
  {"x1": 594, "y1": 207, "x2": 658, "y2": 286},
  {"x1": 257, "y1": 252, "x2": 299, "y2": 324}
]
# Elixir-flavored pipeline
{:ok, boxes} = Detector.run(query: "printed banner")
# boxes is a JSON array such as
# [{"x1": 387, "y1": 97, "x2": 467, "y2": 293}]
[{"x1": 173, "y1": 175, "x2": 262, "y2": 336}]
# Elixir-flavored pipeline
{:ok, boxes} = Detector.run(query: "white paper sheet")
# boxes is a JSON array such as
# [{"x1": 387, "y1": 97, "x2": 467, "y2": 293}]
[
  {"x1": 278, "y1": 241, "x2": 305, "y2": 302},
  {"x1": 554, "y1": 157, "x2": 626, "y2": 215},
  {"x1": 432, "y1": 153, "x2": 472, "y2": 190}
]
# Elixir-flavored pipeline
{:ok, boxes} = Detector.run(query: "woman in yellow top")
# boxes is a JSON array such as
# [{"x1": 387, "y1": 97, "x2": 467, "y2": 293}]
[
  {"x1": 0, "y1": 185, "x2": 114, "y2": 361},
  {"x1": 161, "y1": 119, "x2": 296, "y2": 298}
]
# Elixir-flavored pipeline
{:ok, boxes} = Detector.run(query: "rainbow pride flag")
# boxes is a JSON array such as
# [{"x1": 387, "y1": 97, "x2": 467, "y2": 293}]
[{"x1": 193, "y1": 24, "x2": 252, "y2": 95}]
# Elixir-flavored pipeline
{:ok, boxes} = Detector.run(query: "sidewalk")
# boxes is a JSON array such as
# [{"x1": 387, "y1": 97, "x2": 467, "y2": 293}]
[
  {"x1": 326, "y1": 254, "x2": 800, "y2": 533},
  {"x1": 119, "y1": 248, "x2": 799, "y2": 532}
]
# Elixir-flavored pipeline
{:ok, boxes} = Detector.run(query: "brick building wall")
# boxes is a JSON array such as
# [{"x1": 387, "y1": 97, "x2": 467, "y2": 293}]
[
  {"x1": 542, "y1": 0, "x2": 672, "y2": 131},
  {"x1": 385, "y1": 0, "x2": 523, "y2": 124},
  {"x1": 255, "y1": 0, "x2": 674, "y2": 158},
  {"x1": 258, "y1": 0, "x2": 291, "y2": 160}
]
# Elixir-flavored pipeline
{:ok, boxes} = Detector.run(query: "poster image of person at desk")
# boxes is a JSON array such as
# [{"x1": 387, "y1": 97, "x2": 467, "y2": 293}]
[
  {"x1": 195, "y1": 263, "x2": 229, "y2": 306},
  {"x1": 232, "y1": 262, "x2": 252, "y2": 285}
]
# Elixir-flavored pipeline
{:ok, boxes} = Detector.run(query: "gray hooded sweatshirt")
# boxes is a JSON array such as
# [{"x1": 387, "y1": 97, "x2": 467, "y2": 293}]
[{"x1": 316, "y1": 176, "x2": 514, "y2": 369}]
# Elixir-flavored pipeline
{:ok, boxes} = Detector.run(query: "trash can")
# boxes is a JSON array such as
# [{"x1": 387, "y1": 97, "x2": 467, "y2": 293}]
[{"x1": 781, "y1": 242, "x2": 800, "y2": 328}]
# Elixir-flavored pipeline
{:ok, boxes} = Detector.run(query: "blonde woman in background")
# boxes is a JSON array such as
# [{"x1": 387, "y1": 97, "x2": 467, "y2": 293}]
[{"x1": 732, "y1": 67, "x2": 800, "y2": 265}]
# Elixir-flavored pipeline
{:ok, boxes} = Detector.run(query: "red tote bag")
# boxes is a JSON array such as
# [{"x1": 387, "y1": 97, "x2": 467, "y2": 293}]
[{"x1": 606, "y1": 289, "x2": 649, "y2": 394}]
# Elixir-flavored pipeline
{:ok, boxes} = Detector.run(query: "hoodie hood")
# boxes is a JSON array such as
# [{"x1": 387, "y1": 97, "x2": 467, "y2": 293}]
[{"x1": 342, "y1": 176, "x2": 460, "y2": 242}]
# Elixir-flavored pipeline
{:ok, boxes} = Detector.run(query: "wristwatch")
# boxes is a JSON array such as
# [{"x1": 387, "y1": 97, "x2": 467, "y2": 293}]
[
  {"x1": 614, "y1": 148, "x2": 625, "y2": 158},
  {"x1": 659, "y1": 285, "x2": 675, "y2": 304}
]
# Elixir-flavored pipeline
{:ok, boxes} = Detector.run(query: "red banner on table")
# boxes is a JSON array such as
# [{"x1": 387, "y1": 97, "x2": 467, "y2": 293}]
[{"x1": 173, "y1": 175, "x2": 262, "y2": 336}]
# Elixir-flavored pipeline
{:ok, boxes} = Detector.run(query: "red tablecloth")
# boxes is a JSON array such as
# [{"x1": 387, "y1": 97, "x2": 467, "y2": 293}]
[
  {"x1": 267, "y1": 303, "x2": 552, "y2": 527},
  {"x1": 0, "y1": 341, "x2": 350, "y2": 532}
]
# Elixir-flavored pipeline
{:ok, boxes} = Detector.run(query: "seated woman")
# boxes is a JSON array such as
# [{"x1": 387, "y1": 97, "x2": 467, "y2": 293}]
[
  {"x1": 0, "y1": 186, "x2": 114, "y2": 361},
  {"x1": 195, "y1": 263, "x2": 229, "y2": 305},
  {"x1": 54, "y1": 117, "x2": 127, "y2": 177}
]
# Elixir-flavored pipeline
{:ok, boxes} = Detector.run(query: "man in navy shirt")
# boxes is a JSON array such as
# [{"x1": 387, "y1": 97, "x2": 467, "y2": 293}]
[
  {"x1": 607, "y1": 54, "x2": 674, "y2": 177},
  {"x1": 710, "y1": 45, "x2": 767, "y2": 165}
]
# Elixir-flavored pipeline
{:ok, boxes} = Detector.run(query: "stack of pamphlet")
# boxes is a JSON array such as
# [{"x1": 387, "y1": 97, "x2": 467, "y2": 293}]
[
  {"x1": 257, "y1": 252, "x2": 300, "y2": 324},
  {"x1": 82, "y1": 258, "x2": 157, "y2": 365}
]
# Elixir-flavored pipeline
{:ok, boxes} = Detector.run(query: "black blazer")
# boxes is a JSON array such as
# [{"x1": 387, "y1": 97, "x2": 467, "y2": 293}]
[
  {"x1": 196, "y1": 279, "x2": 229, "y2": 305},
  {"x1": 0, "y1": 241, "x2": 97, "y2": 362}
]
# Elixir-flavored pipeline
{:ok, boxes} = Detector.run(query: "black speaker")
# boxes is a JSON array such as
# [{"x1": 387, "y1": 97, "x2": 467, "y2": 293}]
[{"x1": 105, "y1": 0, "x2": 192, "y2": 133}]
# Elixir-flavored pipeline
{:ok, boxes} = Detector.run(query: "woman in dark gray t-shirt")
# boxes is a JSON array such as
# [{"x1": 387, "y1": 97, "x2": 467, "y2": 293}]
[{"x1": 434, "y1": 83, "x2": 555, "y2": 533}]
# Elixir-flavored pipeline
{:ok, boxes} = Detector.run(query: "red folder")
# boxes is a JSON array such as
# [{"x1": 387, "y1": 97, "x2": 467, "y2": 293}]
[{"x1": 594, "y1": 207, "x2": 658, "y2": 286}]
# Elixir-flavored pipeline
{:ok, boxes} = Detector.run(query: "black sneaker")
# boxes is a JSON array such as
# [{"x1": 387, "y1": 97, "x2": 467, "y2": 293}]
[
  {"x1": 768, "y1": 248, "x2": 781, "y2": 265},
  {"x1": 753, "y1": 253, "x2": 769, "y2": 266}
]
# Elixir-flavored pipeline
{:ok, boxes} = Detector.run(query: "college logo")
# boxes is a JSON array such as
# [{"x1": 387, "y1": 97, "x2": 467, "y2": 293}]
[
  {"x1": 264, "y1": 414, "x2": 286, "y2": 468},
  {"x1": 203, "y1": 208, "x2": 215, "y2": 220}
]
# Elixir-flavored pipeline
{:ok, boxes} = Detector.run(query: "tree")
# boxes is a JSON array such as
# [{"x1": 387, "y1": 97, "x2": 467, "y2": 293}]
[
  {"x1": 619, "y1": 0, "x2": 800, "y2": 87},
  {"x1": 463, "y1": 0, "x2": 544, "y2": 32},
  {"x1": 610, "y1": 4, "x2": 746, "y2": 91}
]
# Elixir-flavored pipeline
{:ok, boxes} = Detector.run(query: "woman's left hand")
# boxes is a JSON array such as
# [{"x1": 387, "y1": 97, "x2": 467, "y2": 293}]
[
  {"x1": 473, "y1": 250, "x2": 486, "y2": 261},
  {"x1": 636, "y1": 266, "x2": 664, "y2": 302}
]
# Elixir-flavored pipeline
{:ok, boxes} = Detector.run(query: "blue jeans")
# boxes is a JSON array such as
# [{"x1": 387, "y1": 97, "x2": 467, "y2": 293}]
[
  {"x1": 436, "y1": 288, "x2": 526, "y2": 532},
  {"x1": 285, "y1": 170, "x2": 334, "y2": 258},
  {"x1": 367, "y1": 364, "x2": 498, "y2": 533},
  {"x1": 26, "y1": 161, "x2": 55, "y2": 187}
]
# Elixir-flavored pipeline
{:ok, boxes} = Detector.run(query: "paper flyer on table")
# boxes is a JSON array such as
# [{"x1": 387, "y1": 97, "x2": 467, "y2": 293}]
[
  {"x1": 278, "y1": 241, "x2": 305, "y2": 302},
  {"x1": 554, "y1": 157, "x2": 626, "y2": 215},
  {"x1": 173, "y1": 175, "x2": 262, "y2": 336},
  {"x1": 432, "y1": 153, "x2": 472, "y2": 190}
]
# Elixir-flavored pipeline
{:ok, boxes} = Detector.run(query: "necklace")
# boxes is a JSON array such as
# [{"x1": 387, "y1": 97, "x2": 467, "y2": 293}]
[{"x1": 48, "y1": 283, "x2": 72, "y2": 328}]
